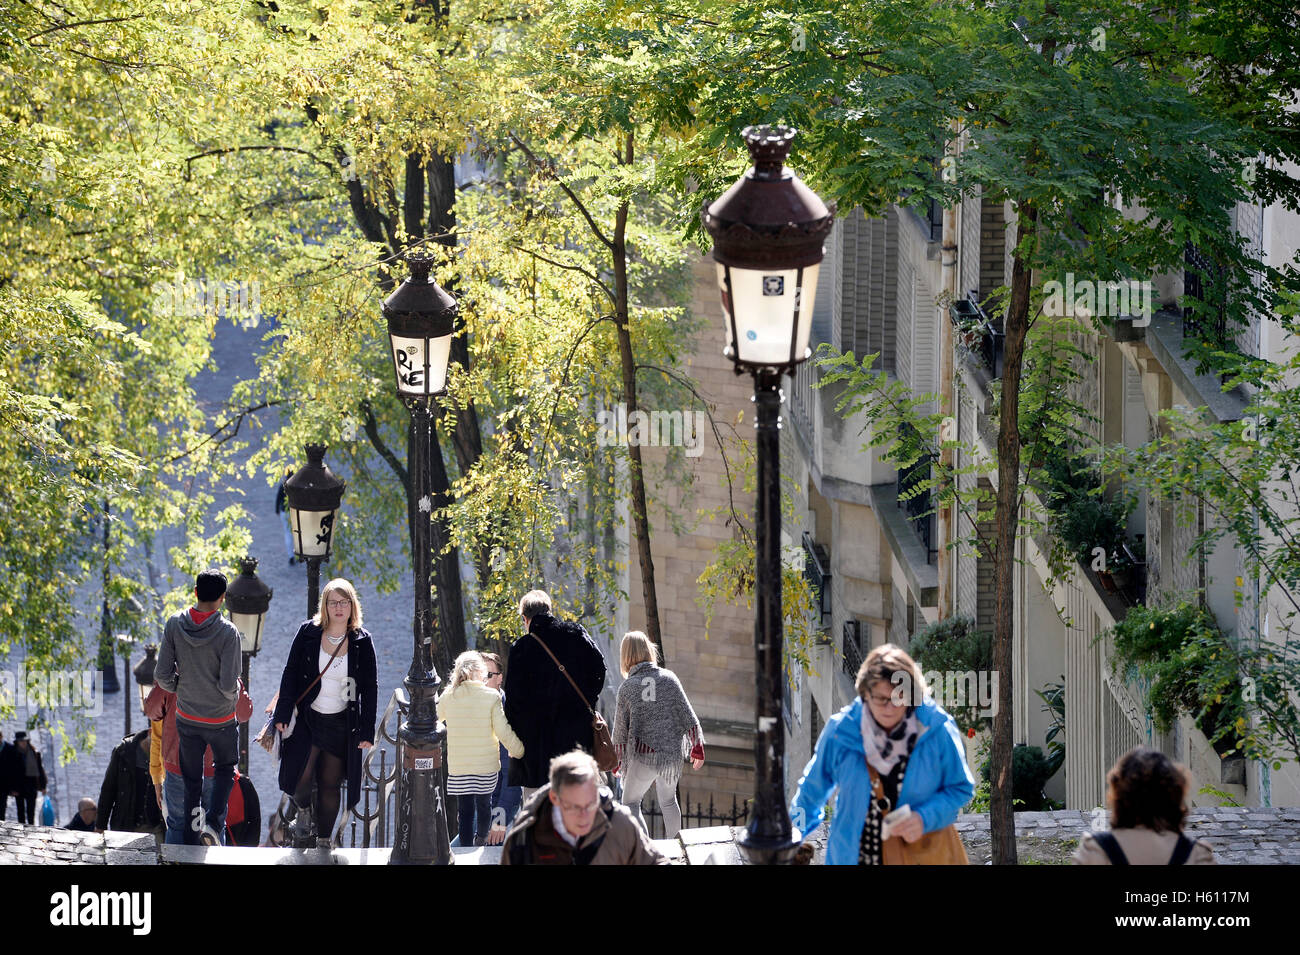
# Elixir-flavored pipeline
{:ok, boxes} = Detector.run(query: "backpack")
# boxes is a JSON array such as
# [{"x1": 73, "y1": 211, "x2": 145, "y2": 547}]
[
  {"x1": 1092, "y1": 830, "x2": 1195, "y2": 865},
  {"x1": 224, "y1": 772, "x2": 262, "y2": 847}
]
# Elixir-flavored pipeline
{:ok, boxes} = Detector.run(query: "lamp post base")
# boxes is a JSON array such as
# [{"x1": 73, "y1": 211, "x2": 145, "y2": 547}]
[
  {"x1": 389, "y1": 673, "x2": 452, "y2": 865},
  {"x1": 737, "y1": 830, "x2": 800, "y2": 866}
]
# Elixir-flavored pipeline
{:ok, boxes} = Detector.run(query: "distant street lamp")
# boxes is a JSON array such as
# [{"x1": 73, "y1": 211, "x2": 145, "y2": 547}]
[
  {"x1": 702, "y1": 125, "x2": 834, "y2": 865},
  {"x1": 225, "y1": 556, "x2": 273, "y2": 775},
  {"x1": 284, "y1": 445, "x2": 346, "y2": 617},
  {"x1": 382, "y1": 250, "x2": 455, "y2": 865}
]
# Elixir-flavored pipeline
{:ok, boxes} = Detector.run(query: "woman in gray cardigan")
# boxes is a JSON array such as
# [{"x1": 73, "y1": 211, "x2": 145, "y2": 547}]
[{"x1": 611, "y1": 631, "x2": 704, "y2": 838}]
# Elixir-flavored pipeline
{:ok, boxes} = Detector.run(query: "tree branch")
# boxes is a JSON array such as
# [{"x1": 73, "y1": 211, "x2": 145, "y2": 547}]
[{"x1": 508, "y1": 132, "x2": 614, "y2": 250}]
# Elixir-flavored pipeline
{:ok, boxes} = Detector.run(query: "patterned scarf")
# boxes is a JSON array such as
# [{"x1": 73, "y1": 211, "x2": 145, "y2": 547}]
[{"x1": 860, "y1": 704, "x2": 920, "y2": 777}]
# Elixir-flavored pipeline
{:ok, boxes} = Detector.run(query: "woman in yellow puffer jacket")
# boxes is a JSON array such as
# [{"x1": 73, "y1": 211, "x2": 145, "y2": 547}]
[{"x1": 437, "y1": 651, "x2": 525, "y2": 846}]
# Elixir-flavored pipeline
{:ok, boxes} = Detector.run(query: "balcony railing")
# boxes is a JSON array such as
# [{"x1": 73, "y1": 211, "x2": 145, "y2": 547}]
[
  {"x1": 802, "y1": 531, "x2": 832, "y2": 628},
  {"x1": 949, "y1": 297, "x2": 1004, "y2": 378},
  {"x1": 842, "y1": 619, "x2": 864, "y2": 679},
  {"x1": 896, "y1": 447, "x2": 937, "y2": 565}
]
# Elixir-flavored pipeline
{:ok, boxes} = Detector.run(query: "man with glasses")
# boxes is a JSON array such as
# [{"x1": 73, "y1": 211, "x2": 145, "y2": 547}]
[{"x1": 500, "y1": 751, "x2": 666, "y2": 865}]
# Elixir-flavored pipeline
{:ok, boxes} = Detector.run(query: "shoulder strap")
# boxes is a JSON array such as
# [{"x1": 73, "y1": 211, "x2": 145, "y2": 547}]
[
  {"x1": 531, "y1": 632, "x2": 595, "y2": 716},
  {"x1": 1092, "y1": 831, "x2": 1129, "y2": 865},
  {"x1": 293, "y1": 632, "x2": 349, "y2": 709},
  {"x1": 1168, "y1": 833, "x2": 1195, "y2": 866}
]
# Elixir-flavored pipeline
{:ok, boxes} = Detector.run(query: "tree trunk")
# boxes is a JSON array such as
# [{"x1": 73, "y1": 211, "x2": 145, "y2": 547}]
[
  {"x1": 610, "y1": 132, "x2": 664, "y2": 663},
  {"x1": 991, "y1": 202, "x2": 1035, "y2": 865}
]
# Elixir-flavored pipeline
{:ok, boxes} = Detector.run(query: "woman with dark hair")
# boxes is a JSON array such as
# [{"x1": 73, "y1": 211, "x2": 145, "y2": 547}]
[
  {"x1": 1073, "y1": 746, "x2": 1216, "y2": 865},
  {"x1": 272, "y1": 578, "x2": 378, "y2": 848}
]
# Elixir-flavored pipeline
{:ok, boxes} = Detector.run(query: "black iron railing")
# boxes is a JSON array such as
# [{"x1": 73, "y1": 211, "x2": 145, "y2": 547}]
[
  {"x1": 1183, "y1": 242, "x2": 1228, "y2": 347},
  {"x1": 897, "y1": 450, "x2": 937, "y2": 564},
  {"x1": 638, "y1": 791, "x2": 751, "y2": 841},
  {"x1": 842, "y1": 620, "x2": 864, "y2": 678},
  {"x1": 802, "y1": 531, "x2": 832, "y2": 627},
  {"x1": 949, "y1": 297, "x2": 1004, "y2": 377}
]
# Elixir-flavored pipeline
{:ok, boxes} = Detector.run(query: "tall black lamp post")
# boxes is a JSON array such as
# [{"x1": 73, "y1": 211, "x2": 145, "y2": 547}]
[
  {"x1": 702, "y1": 125, "x2": 834, "y2": 865},
  {"x1": 132, "y1": 645, "x2": 157, "y2": 720},
  {"x1": 284, "y1": 445, "x2": 346, "y2": 616},
  {"x1": 382, "y1": 250, "x2": 455, "y2": 865},
  {"x1": 117, "y1": 633, "x2": 138, "y2": 736},
  {"x1": 226, "y1": 556, "x2": 273, "y2": 775}
]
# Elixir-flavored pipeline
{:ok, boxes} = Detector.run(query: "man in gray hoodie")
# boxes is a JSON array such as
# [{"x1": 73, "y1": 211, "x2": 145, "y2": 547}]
[{"x1": 155, "y1": 569, "x2": 242, "y2": 846}]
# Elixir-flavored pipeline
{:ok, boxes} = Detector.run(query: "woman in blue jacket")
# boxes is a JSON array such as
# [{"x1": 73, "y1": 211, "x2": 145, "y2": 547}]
[{"x1": 792, "y1": 643, "x2": 975, "y2": 865}]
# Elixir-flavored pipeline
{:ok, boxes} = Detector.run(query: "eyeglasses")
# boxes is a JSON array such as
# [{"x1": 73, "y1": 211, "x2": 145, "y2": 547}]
[
  {"x1": 486, "y1": 671, "x2": 502, "y2": 678},
  {"x1": 327, "y1": 599, "x2": 352, "y2": 609}
]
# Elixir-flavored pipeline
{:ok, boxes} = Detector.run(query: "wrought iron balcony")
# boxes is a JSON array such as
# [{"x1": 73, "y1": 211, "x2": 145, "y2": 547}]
[
  {"x1": 896, "y1": 449, "x2": 937, "y2": 565},
  {"x1": 802, "y1": 531, "x2": 832, "y2": 628},
  {"x1": 842, "y1": 619, "x2": 864, "y2": 679},
  {"x1": 949, "y1": 297, "x2": 1004, "y2": 378}
]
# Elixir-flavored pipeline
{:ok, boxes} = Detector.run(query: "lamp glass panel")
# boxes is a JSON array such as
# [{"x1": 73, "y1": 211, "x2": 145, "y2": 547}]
[
  {"x1": 230, "y1": 611, "x2": 263, "y2": 654},
  {"x1": 717, "y1": 263, "x2": 820, "y2": 366},
  {"x1": 289, "y1": 507, "x2": 337, "y2": 558},
  {"x1": 390, "y1": 333, "x2": 453, "y2": 395}
]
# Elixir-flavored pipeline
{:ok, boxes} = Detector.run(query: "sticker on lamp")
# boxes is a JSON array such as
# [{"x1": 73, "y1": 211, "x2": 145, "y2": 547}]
[
  {"x1": 746, "y1": 330, "x2": 757, "y2": 340},
  {"x1": 762, "y1": 276, "x2": 785, "y2": 295}
]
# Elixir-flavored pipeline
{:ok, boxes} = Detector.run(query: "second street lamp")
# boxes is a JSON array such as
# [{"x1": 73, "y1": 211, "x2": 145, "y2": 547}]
[
  {"x1": 702, "y1": 124, "x2": 834, "y2": 865},
  {"x1": 225, "y1": 556, "x2": 273, "y2": 775},
  {"x1": 284, "y1": 444, "x2": 346, "y2": 616},
  {"x1": 382, "y1": 249, "x2": 455, "y2": 865}
]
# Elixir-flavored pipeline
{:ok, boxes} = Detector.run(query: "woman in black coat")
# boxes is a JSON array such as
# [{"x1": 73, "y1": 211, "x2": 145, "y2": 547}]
[{"x1": 272, "y1": 578, "x2": 378, "y2": 846}]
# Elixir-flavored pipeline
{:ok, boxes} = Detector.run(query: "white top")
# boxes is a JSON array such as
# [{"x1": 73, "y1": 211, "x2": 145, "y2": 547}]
[
  {"x1": 552, "y1": 803, "x2": 580, "y2": 847},
  {"x1": 311, "y1": 647, "x2": 350, "y2": 714}
]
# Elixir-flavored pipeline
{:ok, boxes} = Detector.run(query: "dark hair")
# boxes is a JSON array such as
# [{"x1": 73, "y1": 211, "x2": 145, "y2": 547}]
[
  {"x1": 195, "y1": 570, "x2": 228, "y2": 603},
  {"x1": 1107, "y1": 747, "x2": 1190, "y2": 833}
]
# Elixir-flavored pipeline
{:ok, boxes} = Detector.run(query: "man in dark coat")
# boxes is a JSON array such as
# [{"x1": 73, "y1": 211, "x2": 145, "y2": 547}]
[
  {"x1": 10, "y1": 731, "x2": 46, "y2": 825},
  {"x1": 503, "y1": 590, "x2": 606, "y2": 800},
  {"x1": 96, "y1": 728, "x2": 164, "y2": 834},
  {"x1": 0, "y1": 732, "x2": 14, "y2": 821}
]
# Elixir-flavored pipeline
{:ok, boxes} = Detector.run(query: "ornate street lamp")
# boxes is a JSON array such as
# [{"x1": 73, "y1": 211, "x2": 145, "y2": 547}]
[
  {"x1": 381, "y1": 250, "x2": 455, "y2": 865},
  {"x1": 284, "y1": 445, "x2": 346, "y2": 616},
  {"x1": 702, "y1": 125, "x2": 834, "y2": 865},
  {"x1": 226, "y1": 556, "x2": 273, "y2": 775}
]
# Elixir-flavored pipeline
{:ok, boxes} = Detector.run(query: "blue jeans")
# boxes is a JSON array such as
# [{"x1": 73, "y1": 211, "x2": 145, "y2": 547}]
[
  {"x1": 456, "y1": 793, "x2": 492, "y2": 847},
  {"x1": 176, "y1": 720, "x2": 238, "y2": 846},
  {"x1": 164, "y1": 770, "x2": 215, "y2": 845}
]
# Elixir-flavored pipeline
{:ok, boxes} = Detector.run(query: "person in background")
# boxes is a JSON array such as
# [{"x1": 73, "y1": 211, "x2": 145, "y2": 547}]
[
  {"x1": 503, "y1": 590, "x2": 606, "y2": 804},
  {"x1": 500, "y1": 750, "x2": 667, "y2": 866},
  {"x1": 95, "y1": 728, "x2": 163, "y2": 835},
  {"x1": 275, "y1": 465, "x2": 296, "y2": 567},
  {"x1": 611, "y1": 631, "x2": 705, "y2": 839},
  {"x1": 10, "y1": 731, "x2": 46, "y2": 825},
  {"x1": 482, "y1": 651, "x2": 521, "y2": 843},
  {"x1": 0, "y1": 731, "x2": 13, "y2": 821},
  {"x1": 1072, "y1": 747, "x2": 1216, "y2": 865},
  {"x1": 438, "y1": 651, "x2": 524, "y2": 847},
  {"x1": 66, "y1": 798, "x2": 98, "y2": 832}
]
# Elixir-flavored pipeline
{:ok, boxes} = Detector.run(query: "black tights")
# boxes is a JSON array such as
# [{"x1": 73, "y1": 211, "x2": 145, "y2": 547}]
[{"x1": 294, "y1": 745, "x2": 345, "y2": 837}]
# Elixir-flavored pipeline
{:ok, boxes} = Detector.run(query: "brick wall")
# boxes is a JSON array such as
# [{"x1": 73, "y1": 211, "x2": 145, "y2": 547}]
[{"x1": 622, "y1": 255, "x2": 758, "y2": 809}]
